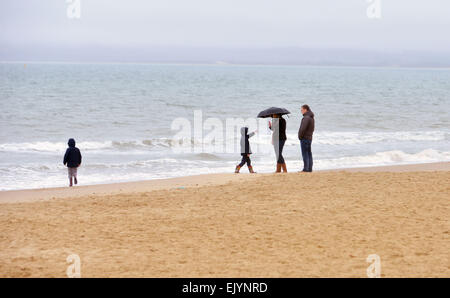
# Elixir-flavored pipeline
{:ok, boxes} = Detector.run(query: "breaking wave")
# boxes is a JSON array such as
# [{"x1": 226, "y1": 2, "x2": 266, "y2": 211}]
[{"x1": 0, "y1": 131, "x2": 447, "y2": 153}]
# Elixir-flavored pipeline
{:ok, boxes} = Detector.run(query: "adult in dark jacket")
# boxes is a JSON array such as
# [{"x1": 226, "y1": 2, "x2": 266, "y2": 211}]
[
  {"x1": 269, "y1": 114, "x2": 287, "y2": 173},
  {"x1": 298, "y1": 105, "x2": 315, "y2": 172},
  {"x1": 63, "y1": 138, "x2": 82, "y2": 186}
]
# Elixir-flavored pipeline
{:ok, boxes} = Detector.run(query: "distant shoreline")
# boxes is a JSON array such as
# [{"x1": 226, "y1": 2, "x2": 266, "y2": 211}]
[{"x1": 3, "y1": 61, "x2": 450, "y2": 70}]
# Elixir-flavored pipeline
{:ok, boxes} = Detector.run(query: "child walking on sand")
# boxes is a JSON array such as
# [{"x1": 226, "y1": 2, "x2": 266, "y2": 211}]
[
  {"x1": 63, "y1": 138, "x2": 82, "y2": 187},
  {"x1": 235, "y1": 127, "x2": 257, "y2": 173}
]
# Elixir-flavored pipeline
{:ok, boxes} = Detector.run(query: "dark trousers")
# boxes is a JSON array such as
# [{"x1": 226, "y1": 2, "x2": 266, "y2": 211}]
[
  {"x1": 274, "y1": 139, "x2": 286, "y2": 164},
  {"x1": 300, "y1": 139, "x2": 313, "y2": 172},
  {"x1": 238, "y1": 154, "x2": 251, "y2": 167}
]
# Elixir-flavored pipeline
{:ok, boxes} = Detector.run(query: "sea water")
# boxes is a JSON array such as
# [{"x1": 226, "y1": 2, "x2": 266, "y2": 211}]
[{"x1": 1, "y1": 63, "x2": 449, "y2": 190}]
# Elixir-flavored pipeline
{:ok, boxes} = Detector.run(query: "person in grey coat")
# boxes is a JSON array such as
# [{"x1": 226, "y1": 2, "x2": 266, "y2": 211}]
[{"x1": 235, "y1": 127, "x2": 257, "y2": 173}]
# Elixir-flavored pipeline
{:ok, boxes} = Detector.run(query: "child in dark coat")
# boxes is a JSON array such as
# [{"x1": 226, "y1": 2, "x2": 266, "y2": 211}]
[
  {"x1": 235, "y1": 127, "x2": 257, "y2": 173},
  {"x1": 63, "y1": 138, "x2": 82, "y2": 187}
]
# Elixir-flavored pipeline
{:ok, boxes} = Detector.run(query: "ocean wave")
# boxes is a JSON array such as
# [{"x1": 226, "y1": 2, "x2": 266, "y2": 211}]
[
  {"x1": 0, "y1": 131, "x2": 447, "y2": 153},
  {"x1": 0, "y1": 158, "x2": 206, "y2": 174},
  {"x1": 1, "y1": 149, "x2": 447, "y2": 174},
  {"x1": 270, "y1": 131, "x2": 448, "y2": 146},
  {"x1": 0, "y1": 141, "x2": 112, "y2": 153},
  {"x1": 316, "y1": 149, "x2": 450, "y2": 169},
  {"x1": 0, "y1": 139, "x2": 196, "y2": 153},
  {"x1": 224, "y1": 131, "x2": 448, "y2": 146},
  {"x1": 1, "y1": 149, "x2": 449, "y2": 190},
  {"x1": 313, "y1": 131, "x2": 448, "y2": 146}
]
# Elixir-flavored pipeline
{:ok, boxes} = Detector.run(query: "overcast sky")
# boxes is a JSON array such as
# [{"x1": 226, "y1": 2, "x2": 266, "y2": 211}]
[{"x1": 1, "y1": 0, "x2": 449, "y2": 64}]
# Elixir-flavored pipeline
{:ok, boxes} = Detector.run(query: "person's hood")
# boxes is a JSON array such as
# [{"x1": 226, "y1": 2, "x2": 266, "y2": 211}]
[
  {"x1": 68, "y1": 138, "x2": 76, "y2": 147},
  {"x1": 303, "y1": 110, "x2": 314, "y2": 118},
  {"x1": 240, "y1": 127, "x2": 248, "y2": 136}
]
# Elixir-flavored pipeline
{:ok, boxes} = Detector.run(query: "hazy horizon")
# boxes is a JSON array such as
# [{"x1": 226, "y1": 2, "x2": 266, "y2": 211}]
[{"x1": 1, "y1": 0, "x2": 450, "y2": 66}]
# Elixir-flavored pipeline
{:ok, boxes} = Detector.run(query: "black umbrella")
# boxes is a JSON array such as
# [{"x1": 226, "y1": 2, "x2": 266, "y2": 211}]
[{"x1": 257, "y1": 107, "x2": 290, "y2": 118}]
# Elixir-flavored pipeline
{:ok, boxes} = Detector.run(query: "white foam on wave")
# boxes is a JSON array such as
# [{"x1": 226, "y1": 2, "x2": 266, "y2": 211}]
[
  {"x1": 0, "y1": 138, "x2": 205, "y2": 153},
  {"x1": 213, "y1": 130, "x2": 448, "y2": 147},
  {"x1": 0, "y1": 162, "x2": 236, "y2": 191},
  {"x1": 313, "y1": 131, "x2": 447, "y2": 146},
  {"x1": 0, "y1": 141, "x2": 111, "y2": 153},
  {"x1": 270, "y1": 131, "x2": 447, "y2": 146},
  {"x1": 1, "y1": 148, "x2": 449, "y2": 191},
  {"x1": 316, "y1": 149, "x2": 450, "y2": 170},
  {"x1": 0, "y1": 130, "x2": 447, "y2": 153}
]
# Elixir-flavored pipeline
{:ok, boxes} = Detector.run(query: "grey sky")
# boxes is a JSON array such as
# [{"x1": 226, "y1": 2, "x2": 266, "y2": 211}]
[{"x1": 1, "y1": 0, "x2": 449, "y2": 64}]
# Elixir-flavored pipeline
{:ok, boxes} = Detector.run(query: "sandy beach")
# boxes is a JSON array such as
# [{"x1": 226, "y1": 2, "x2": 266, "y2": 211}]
[{"x1": 0, "y1": 162, "x2": 449, "y2": 277}]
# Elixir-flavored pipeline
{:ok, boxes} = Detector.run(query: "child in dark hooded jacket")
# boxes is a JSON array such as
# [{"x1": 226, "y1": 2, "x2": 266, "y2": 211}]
[
  {"x1": 63, "y1": 138, "x2": 82, "y2": 187},
  {"x1": 235, "y1": 127, "x2": 257, "y2": 173}
]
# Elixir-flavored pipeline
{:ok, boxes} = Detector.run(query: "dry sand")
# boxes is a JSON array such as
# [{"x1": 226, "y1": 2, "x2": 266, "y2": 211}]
[{"x1": 0, "y1": 162, "x2": 449, "y2": 277}]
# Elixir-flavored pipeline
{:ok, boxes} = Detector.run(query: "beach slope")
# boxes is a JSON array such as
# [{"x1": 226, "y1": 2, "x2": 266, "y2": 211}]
[{"x1": 0, "y1": 163, "x2": 449, "y2": 277}]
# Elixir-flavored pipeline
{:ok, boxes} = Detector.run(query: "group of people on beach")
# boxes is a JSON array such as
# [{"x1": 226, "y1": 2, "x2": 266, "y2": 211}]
[
  {"x1": 62, "y1": 104, "x2": 315, "y2": 187},
  {"x1": 235, "y1": 104, "x2": 315, "y2": 174}
]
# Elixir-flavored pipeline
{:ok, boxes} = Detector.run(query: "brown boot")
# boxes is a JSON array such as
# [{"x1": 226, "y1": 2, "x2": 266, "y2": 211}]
[
  {"x1": 275, "y1": 163, "x2": 282, "y2": 173},
  {"x1": 248, "y1": 166, "x2": 256, "y2": 173},
  {"x1": 281, "y1": 163, "x2": 287, "y2": 173},
  {"x1": 235, "y1": 165, "x2": 241, "y2": 173}
]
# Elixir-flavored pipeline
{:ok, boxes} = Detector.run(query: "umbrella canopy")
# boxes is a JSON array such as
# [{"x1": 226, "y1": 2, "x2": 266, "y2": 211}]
[{"x1": 257, "y1": 107, "x2": 290, "y2": 118}]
